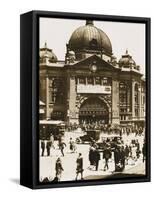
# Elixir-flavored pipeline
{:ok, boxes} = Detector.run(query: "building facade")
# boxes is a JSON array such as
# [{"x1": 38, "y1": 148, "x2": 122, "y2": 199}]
[{"x1": 39, "y1": 20, "x2": 145, "y2": 127}]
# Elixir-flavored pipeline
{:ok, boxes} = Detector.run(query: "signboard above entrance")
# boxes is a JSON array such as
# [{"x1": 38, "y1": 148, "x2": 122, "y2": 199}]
[{"x1": 77, "y1": 85, "x2": 111, "y2": 94}]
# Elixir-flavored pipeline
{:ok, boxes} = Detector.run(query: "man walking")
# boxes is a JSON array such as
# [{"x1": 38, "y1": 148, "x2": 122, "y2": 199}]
[
  {"x1": 89, "y1": 145, "x2": 95, "y2": 169},
  {"x1": 59, "y1": 141, "x2": 66, "y2": 157},
  {"x1": 142, "y1": 142, "x2": 146, "y2": 163},
  {"x1": 46, "y1": 140, "x2": 51, "y2": 156},
  {"x1": 50, "y1": 133, "x2": 55, "y2": 149},
  {"x1": 55, "y1": 157, "x2": 64, "y2": 181},
  {"x1": 103, "y1": 145, "x2": 112, "y2": 171},
  {"x1": 93, "y1": 148, "x2": 100, "y2": 171},
  {"x1": 120, "y1": 146, "x2": 126, "y2": 171},
  {"x1": 69, "y1": 137, "x2": 76, "y2": 153},
  {"x1": 76, "y1": 153, "x2": 84, "y2": 180},
  {"x1": 125, "y1": 145, "x2": 130, "y2": 165}
]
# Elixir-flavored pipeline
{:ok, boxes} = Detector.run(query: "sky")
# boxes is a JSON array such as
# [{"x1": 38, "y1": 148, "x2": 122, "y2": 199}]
[{"x1": 40, "y1": 17, "x2": 145, "y2": 75}]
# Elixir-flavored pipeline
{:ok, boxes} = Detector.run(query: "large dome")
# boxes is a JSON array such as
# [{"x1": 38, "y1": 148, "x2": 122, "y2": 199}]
[{"x1": 68, "y1": 20, "x2": 112, "y2": 55}]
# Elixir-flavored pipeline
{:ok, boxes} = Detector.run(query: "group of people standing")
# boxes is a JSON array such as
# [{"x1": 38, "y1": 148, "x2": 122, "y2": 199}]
[
  {"x1": 40, "y1": 131, "x2": 146, "y2": 182},
  {"x1": 88, "y1": 137, "x2": 145, "y2": 173},
  {"x1": 88, "y1": 142, "x2": 116, "y2": 172},
  {"x1": 54, "y1": 138, "x2": 82, "y2": 181},
  {"x1": 89, "y1": 144, "x2": 100, "y2": 171},
  {"x1": 65, "y1": 122, "x2": 145, "y2": 138},
  {"x1": 41, "y1": 139, "x2": 55, "y2": 157}
]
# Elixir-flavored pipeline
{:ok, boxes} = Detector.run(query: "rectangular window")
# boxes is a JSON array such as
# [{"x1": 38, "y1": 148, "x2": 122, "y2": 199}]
[
  {"x1": 102, "y1": 77, "x2": 111, "y2": 86},
  {"x1": 87, "y1": 77, "x2": 93, "y2": 85},
  {"x1": 95, "y1": 77, "x2": 101, "y2": 84},
  {"x1": 79, "y1": 77, "x2": 85, "y2": 84},
  {"x1": 135, "y1": 108, "x2": 139, "y2": 117},
  {"x1": 102, "y1": 77, "x2": 108, "y2": 85}
]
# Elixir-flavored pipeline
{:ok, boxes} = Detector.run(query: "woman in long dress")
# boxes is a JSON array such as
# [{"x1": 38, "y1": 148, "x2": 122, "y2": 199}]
[{"x1": 55, "y1": 157, "x2": 64, "y2": 181}]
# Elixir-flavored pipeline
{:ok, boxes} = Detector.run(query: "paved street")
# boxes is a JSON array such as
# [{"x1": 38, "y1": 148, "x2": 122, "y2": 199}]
[{"x1": 39, "y1": 130, "x2": 146, "y2": 182}]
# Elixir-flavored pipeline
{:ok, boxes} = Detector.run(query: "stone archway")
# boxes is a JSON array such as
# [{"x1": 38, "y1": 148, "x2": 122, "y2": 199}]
[{"x1": 78, "y1": 96, "x2": 110, "y2": 125}]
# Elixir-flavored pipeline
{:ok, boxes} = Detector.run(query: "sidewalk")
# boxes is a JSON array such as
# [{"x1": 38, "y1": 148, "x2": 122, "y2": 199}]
[{"x1": 39, "y1": 142, "x2": 145, "y2": 182}]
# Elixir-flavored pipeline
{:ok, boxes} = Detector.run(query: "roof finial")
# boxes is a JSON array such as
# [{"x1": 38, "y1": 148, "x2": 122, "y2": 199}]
[
  {"x1": 44, "y1": 41, "x2": 47, "y2": 49},
  {"x1": 126, "y1": 49, "x2": 128, "y2": 55},
  {"x1": 86, "y1": 20, "x2": 94, "y2": 26}
]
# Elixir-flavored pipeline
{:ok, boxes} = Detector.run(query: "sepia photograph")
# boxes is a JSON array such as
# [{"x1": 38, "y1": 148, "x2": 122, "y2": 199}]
[{"x1": 39, "y1": 16, "x2": 148, "y2": 183}]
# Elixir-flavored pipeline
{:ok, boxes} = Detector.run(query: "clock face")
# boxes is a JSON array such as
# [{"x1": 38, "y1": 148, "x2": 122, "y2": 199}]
[{"x1": 91, "y1": 64, "x2": 97, "y2": 72}]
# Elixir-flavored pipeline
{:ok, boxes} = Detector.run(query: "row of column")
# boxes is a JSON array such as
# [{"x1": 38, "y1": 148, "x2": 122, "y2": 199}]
[{"x1": 45, "y1": 75, "x2": 50, "y2": 119}]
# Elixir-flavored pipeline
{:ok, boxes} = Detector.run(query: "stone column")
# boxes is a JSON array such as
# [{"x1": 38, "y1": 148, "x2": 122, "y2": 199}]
[
  {"x1": 67, "y1": 75, "x2": 78, "y2": 124},
  {"x1": 131, "y1": 81, "x2": 135, "y2": 120},
  {"x1": 45, "y1": 75, "x2": 50, "y2": 120},
  {"x1": 39, "y1": 77, "x2": 46, "y2": 103},
  {"x1": 93, "y1": 77, "x2": 96, "y2": 85},
  {"x1": 85, "y1": 77, "x2": 88, "y2": 85},
  {"x1": 77, "y1": 77, "x2": 79, "y2": 85},
  {"x1": 138, "y1": 83, "x2": 142, "y2": 119},
  {"x1": 112, "y1": 79, "x2": 120, "y2": 124},
  {"x1": 101, "y1": 77, "x2": 104, "y2": 85},
  {"x1": 127, "y1": 84, "x2": 130, "y2": 111},
  {"x1": 108, "y1": 108, "x2": 112, "y2": 124}
]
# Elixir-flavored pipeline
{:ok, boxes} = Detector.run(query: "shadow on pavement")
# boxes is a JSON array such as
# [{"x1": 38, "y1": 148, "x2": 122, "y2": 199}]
[{"x1": 84, "y1": 173, "x2": 145, "y2": 180}]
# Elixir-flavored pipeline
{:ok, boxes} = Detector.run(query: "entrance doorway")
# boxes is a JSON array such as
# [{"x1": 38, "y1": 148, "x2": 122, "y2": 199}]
[{"x1": 79, "y1": 97, "x2": 109, "y2": 125}]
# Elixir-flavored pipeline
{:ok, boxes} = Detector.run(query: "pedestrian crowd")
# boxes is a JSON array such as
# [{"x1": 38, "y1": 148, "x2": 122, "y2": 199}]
[
  {"x1": 65, "y1": 122, "x2": 145, "y2": 137},
  {"x1": 40, "y1": 127, "x2": 145, "y2": 183}
]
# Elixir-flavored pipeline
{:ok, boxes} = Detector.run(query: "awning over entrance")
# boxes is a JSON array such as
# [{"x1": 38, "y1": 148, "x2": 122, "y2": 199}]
[{"x1": 39, "y1": 120, "x2": 64, "y2": 125}]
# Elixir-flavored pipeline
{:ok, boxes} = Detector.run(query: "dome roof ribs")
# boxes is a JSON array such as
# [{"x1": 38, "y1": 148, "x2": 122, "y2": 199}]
[{"x1": 68, "y1": 20, "x2": 112, "y2": 56}]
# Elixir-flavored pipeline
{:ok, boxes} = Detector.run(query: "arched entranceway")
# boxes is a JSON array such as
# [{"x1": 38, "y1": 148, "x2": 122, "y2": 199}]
[{"x1": 79, "y1": 97, "x2": 109, "y2": 125}]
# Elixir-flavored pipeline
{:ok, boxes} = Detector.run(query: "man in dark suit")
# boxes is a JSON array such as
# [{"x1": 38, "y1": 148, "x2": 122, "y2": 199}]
[
  {"x1": 46, "y1": 141, "x2": 51, "y2": 156},
  {"x1": 76, "y1": 153, "x2": 84, "y2": 180},
  {"x1": 103, "y1": 145, "x2": 112, "y2": 171},
  {"x1": 41, "y1": 140, "x2": 45, "y2": 156},
  {"x1": 94, "y1": 149, "x2": 100, "y2": 171}
]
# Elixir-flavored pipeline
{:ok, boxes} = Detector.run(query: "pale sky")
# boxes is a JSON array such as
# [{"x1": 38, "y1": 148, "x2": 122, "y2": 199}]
[{"x1": 40, "y1": 17, "x2": 145, "y2": 75}]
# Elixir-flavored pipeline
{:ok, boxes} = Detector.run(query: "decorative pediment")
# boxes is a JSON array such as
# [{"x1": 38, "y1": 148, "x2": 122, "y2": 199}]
[{"x1": 64, "y1": 54, "x2": 118, "y2": 72}]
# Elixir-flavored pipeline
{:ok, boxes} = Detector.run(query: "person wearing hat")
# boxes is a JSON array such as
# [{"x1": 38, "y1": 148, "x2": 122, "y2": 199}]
[
  {"x1": 55, "y1": 157, "x2": 64, "y2": 181},
  {"x1": 103, "y1": 144, "x2": 112, "y2": 171},
  {"x1": 76, "y1": 153, "x2": 84, "y2": 180},
  {"x1": 125, "y1": 145, "x2": 130, "y2": 165},
  {"x1": 120, "y1": 145, "x2": 126, "y2": 170},
  {"x1": 41, "y1": 140, "x2": 45, "y2": 156},
  {"x1": 114, "y1": 145, "x2": 121, "y2": 171},
  {"x1": 93, "y1": 148, "x2": 100, "y2": 171},
  {"x1": 89, "y1": 145, "x2": 95, "y2": 169},
  {"x1": 46, "y1": 140, "x2": 52, "y2": 156},
  {"x1": 59, "y1": 141, "x2": 66, "y2": 157}
]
